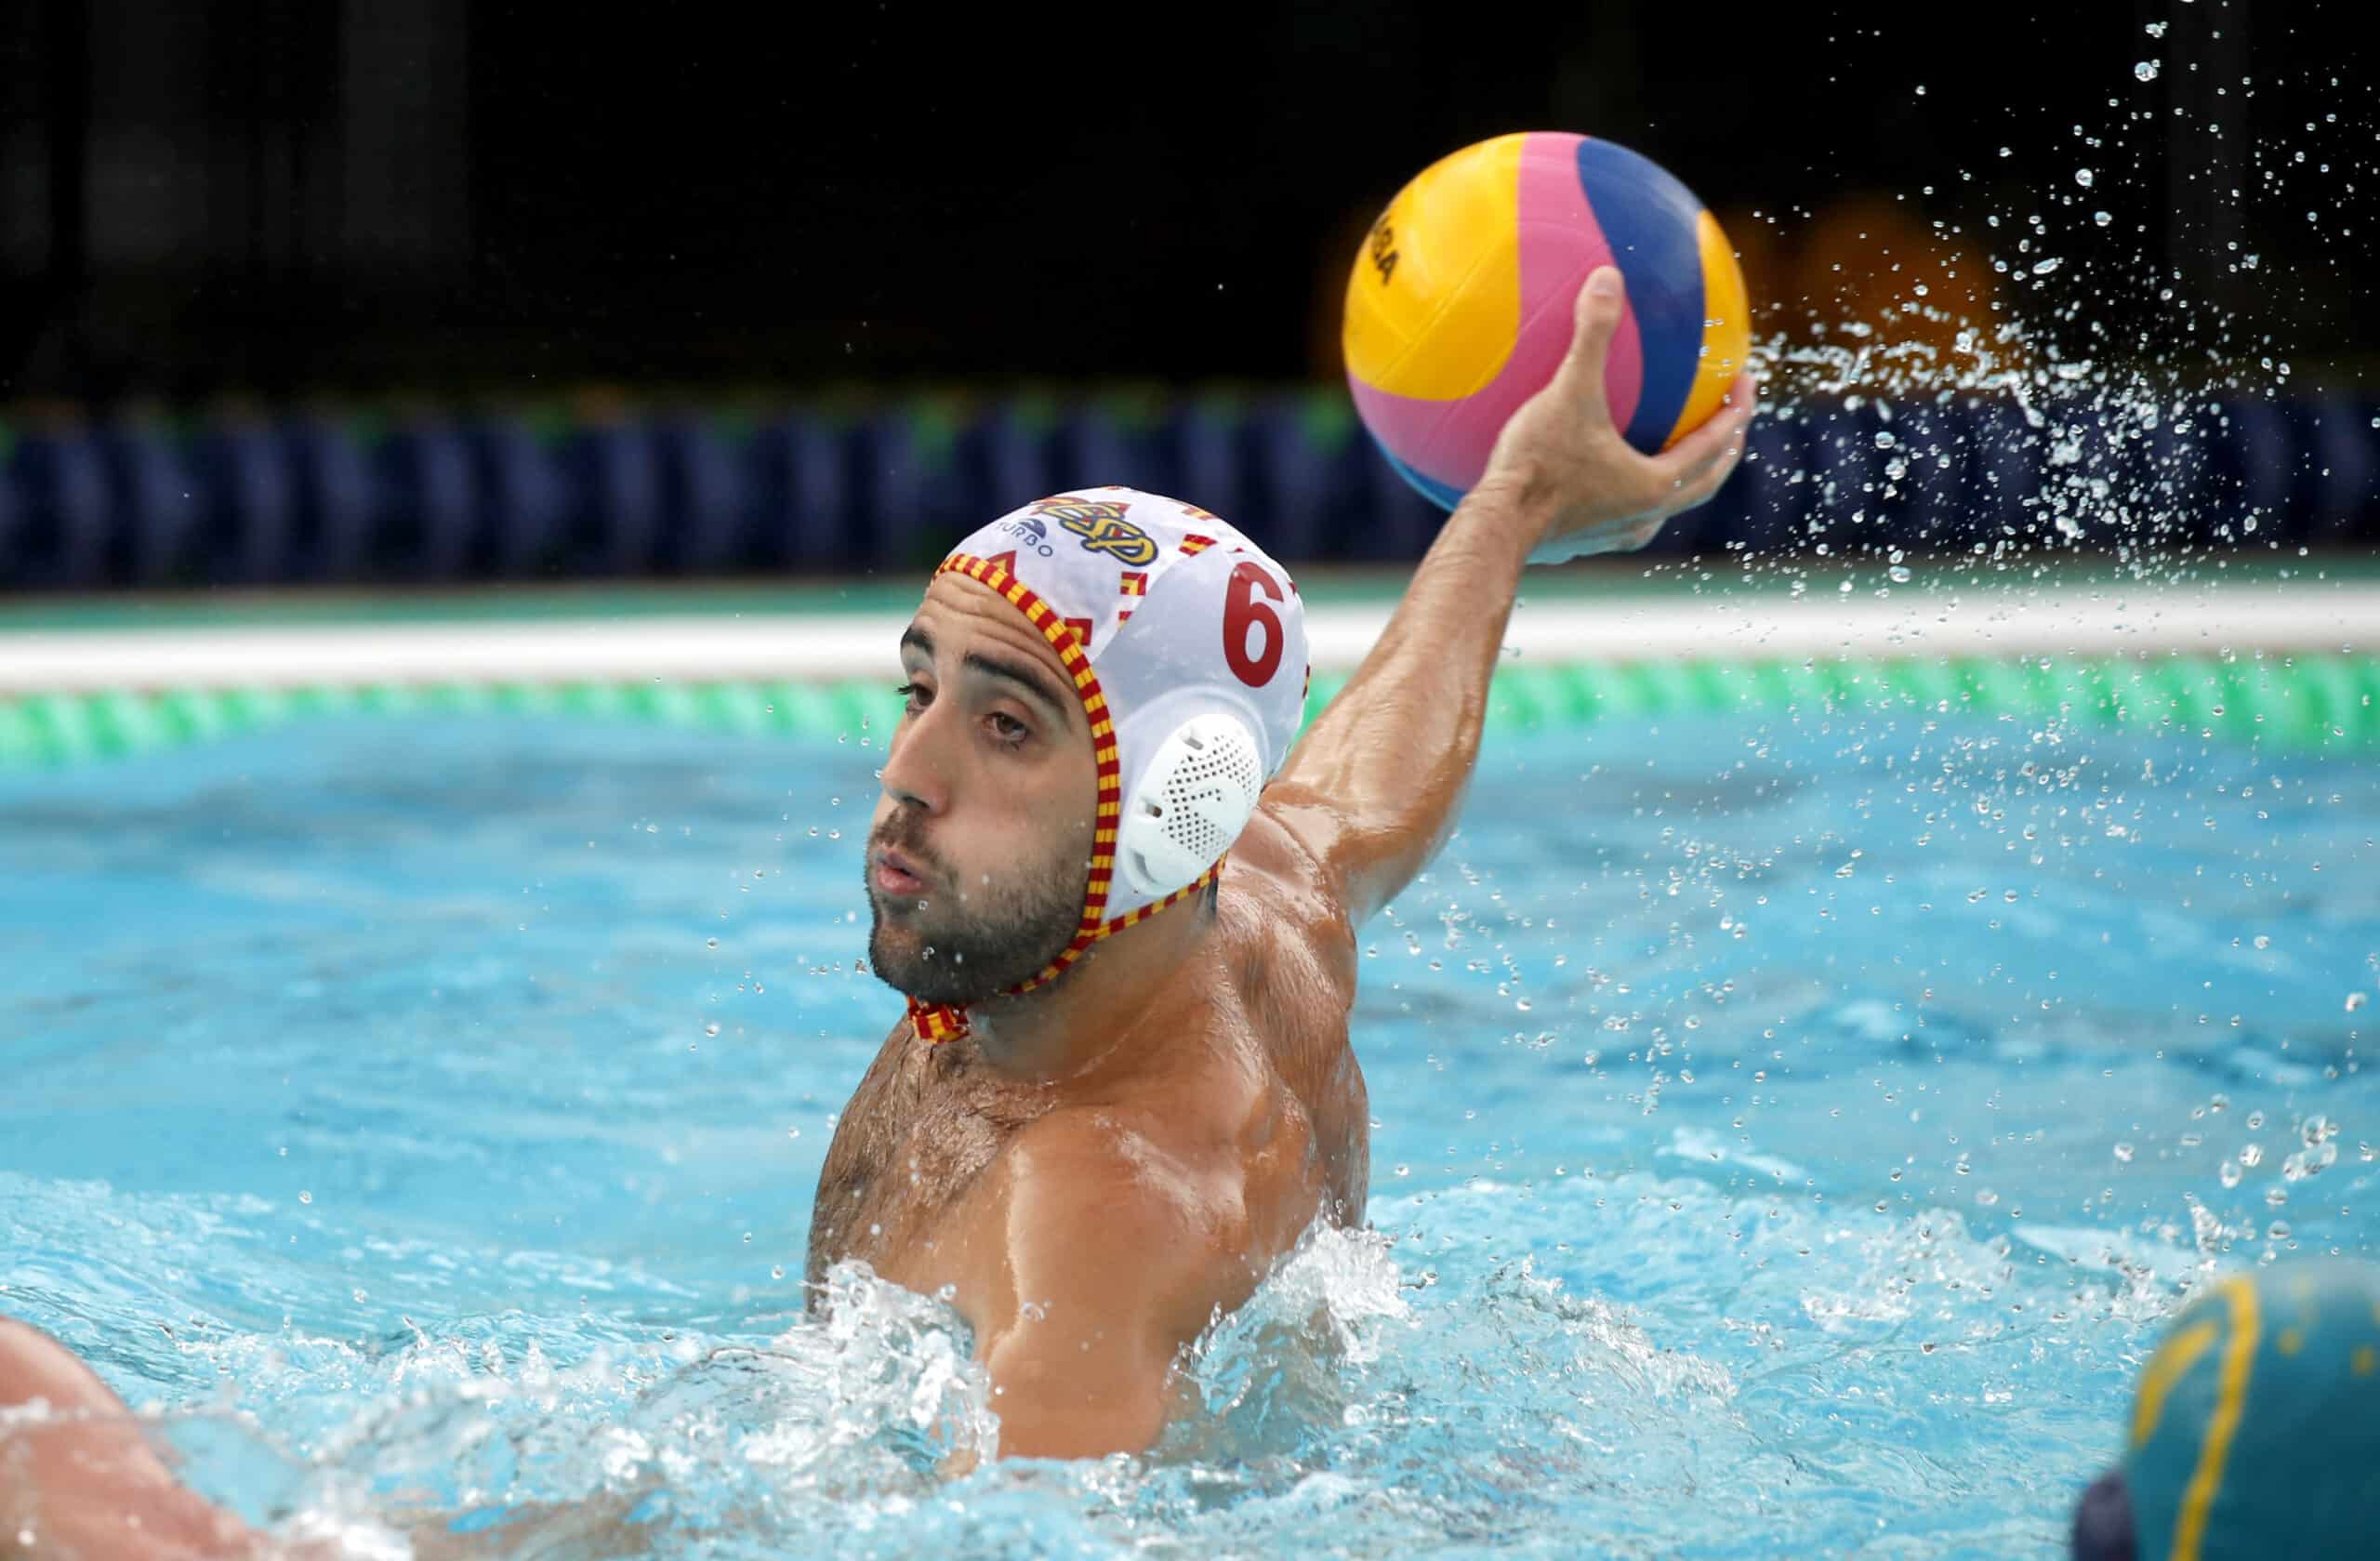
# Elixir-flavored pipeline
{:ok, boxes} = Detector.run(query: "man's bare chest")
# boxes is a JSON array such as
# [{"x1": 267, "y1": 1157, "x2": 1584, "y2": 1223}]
[{"x1": 803, "y1": 1046, "x2": 1036, "y2": 1292}]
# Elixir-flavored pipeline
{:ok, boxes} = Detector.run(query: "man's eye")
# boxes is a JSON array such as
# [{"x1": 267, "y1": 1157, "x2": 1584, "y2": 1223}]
[
  {"x1": 988, "y1": 712, "x2": 1029, "y2": 742},
  {"x1": 894, "y1": 681, "x2": 930, "y2": 710}
]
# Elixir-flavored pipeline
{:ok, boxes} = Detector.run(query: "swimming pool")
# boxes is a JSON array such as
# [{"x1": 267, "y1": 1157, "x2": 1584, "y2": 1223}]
[{"x1": 3, "y1": 647, "x2": 2372, "y2": 1557}]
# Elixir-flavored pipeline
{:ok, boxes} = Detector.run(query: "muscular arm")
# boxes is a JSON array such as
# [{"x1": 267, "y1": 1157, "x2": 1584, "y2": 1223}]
[
  {"x1": 959, "y1": 1128, "x2": 1235, "y2": 1463},
  {"x1": 1261, "y1": 266, "x2": 1756, "y2": 930},
  {"x1": 1263, "y1": 503, "x2": 1536, "y2": 929}
]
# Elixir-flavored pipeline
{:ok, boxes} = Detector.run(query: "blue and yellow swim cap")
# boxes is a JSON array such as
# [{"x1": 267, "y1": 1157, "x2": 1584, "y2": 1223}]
[{"x1": 2080, "y1": 1259, "x2": 2380, "y2": 1561}]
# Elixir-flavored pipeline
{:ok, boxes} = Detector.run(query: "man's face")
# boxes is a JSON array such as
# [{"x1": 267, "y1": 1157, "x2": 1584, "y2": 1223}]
[{"x1": 866, "y1": 573, "x2": 1098, "y2": 1007}]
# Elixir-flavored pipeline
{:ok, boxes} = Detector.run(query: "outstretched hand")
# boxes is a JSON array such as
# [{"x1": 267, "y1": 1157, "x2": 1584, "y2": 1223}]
[{"x1": 1474, "y1": 265, "x2": 1758, "y2": 564}]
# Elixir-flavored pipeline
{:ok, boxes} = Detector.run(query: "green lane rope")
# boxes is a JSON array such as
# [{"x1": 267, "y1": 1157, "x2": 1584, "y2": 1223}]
[{"x1": 1, "y1": 654, "x2": 2373, "y2": 770}]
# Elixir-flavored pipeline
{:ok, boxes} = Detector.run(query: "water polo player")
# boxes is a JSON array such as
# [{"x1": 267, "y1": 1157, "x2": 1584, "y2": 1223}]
[
  {"x1": 2070, "y1": 1258, "x2": 2380, "y2": 1561},
  {"x1": 0, "y1": 267, "x2": 1752, "y2": 1550},
  {"x1": 801, "y1": 268, "x2": 1753, "y2": 1460}
]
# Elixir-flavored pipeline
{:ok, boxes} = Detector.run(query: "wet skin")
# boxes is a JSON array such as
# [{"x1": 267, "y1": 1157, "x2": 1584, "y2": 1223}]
[
  {"x1": 0, "y1": 268, "x2": 1754, "y2": 1544},
  {"x1": 808, "y1": 271, "x2": 1758, "y2": 1462}
]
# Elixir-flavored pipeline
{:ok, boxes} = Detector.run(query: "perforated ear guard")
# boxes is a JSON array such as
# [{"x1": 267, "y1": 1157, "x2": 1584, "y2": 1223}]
[{"x1": 1116, "y1": 709, "x2": 1265, "y2": 898}]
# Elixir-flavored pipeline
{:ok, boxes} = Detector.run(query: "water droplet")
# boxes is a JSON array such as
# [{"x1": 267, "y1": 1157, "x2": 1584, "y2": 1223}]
[
  {"x1": 2113, "y1": 1142, "x2": 2135, "y2": 1163},
  {"x1": 2135, "y1": 60, "x2": 2162, "y2": 82},
  {"x1": 2348, "y1": 992, "x2": 2369, "y2": 1012},
  {"x1": 2220, "y1": 1159, "x2": 2243, "y2": 1188},
  {"x1": 2032, "y1": 258, "x2": 2064, "y2": 275},
  {"x1": 2094, "y1": 210, "x2": 2113, "y2": 227},
  {"x1": 704, "y1": 1021, "x2": 721, "y2": 1037},
  {"x1": 2075, "y1": 168, "x2": 2095, "y2": 188},
  {"x1": 298, "y1": 1190, "x2": 312, "y2": 1204}
]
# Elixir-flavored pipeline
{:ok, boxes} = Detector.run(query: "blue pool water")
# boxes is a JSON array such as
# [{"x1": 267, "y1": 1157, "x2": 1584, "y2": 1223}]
[{"x1": 2, "y1": 701, "x2": 2373, "y2": 1558}]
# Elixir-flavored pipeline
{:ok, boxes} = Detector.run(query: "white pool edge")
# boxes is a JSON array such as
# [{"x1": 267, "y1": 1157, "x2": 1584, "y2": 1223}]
[{"x1": 0, "y1": 580, "x2": 2372, "y2": 695}]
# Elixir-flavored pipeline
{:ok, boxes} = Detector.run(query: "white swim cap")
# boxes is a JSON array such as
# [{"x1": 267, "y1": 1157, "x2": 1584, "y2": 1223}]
[{"x1": 905, "y1": 486, "x2": 1309, "y2": 1042}]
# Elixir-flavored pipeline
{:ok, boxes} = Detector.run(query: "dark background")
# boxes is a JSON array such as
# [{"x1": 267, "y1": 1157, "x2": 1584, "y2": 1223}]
[{"x1": 4, "y1": 0, "x2": 2368, "y2": 408}]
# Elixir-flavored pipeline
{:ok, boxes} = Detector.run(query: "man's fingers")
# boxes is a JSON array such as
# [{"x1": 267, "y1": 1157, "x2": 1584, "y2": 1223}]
[
  {"x1": 1555, "y1": 267, "x2": 1628, "y2": 420},
  {"x1": 1616, "y1": 518, "x2": 1666, "y2": 553},
  {"x1": 1648, "y1": 373, "x2": 1756, "y2": 486},
  {"x1": 1640, "y1": 376, "x2": 1757, "y2": 515}
]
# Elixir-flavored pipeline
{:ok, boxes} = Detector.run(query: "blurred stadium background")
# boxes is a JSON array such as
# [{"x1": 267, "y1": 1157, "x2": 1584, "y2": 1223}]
[{"x1": 0, "y1": 0, "x2": 2373, "y2": 589}]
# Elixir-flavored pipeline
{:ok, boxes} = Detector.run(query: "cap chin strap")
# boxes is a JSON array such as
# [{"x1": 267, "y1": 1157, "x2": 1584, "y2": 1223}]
[{"x1": 905, "y1": 857, "x2": 1223, "y2": 1044}]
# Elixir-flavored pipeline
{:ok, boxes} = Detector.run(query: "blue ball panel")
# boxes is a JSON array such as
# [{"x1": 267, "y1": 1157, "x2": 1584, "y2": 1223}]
[{"x1": 1574, "y1": 138, "x2": 1707, "y2": 455}]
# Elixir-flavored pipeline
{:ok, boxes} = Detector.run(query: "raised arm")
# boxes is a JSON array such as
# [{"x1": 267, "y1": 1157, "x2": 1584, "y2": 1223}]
[{"x1": 1262, "y1": 267, "x2": 1756, "y2": 928}]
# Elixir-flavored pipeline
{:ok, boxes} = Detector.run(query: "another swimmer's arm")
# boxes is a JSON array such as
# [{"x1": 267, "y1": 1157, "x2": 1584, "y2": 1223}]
[
  {"x1": 1265, "y1": 267, "x2": 1756, "y2": 926},
  {"x1": 0, "y1": 1316, "x2": 660, "y2": 1559},
  {"x1": 0, "y1": 1316, "x2": 278, "y2": 1560}
]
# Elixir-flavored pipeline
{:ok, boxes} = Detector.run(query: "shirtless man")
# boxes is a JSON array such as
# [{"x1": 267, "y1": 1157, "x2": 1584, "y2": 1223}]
[{"x1": 1, "y1": 268, "x2": 1752, "y2": 1548}]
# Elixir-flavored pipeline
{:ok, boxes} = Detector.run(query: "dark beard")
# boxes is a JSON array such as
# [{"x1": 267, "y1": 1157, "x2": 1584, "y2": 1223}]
[{"x1": 864, "y1": 824, "x2": 1087, "y2": 1008}]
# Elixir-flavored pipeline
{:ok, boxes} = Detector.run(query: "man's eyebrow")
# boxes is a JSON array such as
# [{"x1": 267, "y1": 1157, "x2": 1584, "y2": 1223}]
[
  {"x1": 961, "y1": 651, "x2": 1076, "y2": 730},
  {"x1": 897, "y1": 624, "x2": 1075, "y2": 730}
]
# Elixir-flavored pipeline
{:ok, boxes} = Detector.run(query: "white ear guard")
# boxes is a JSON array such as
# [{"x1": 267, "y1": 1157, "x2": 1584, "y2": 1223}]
[
  {"x1": 938, "y1": 486, "x2": 1307, "y2": 921},
  {"x1": 1117, "y1": 708, "x2": 1266, "y2": 898}
]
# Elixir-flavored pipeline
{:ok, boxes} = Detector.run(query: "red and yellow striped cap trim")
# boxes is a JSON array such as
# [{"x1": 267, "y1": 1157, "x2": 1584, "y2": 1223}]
[{"x1": 902, "y1": 552, "x2": 1219, "y2": 1045}]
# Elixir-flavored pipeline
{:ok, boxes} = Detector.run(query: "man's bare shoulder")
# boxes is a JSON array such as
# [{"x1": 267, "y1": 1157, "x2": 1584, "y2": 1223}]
[
  {"x1": 968, "y1": 1107, "x2": 1255, "y2": 1333},
  {"x1": 1221, "y1": 803, "x2": 1360, "y2": 1009},
  {"x1": 1231, "y1": 797, "x2": 1336, "y2": 904},
  {"x1": 1002, "y1": 1101, "x2": 1243, "y2": 1224}
]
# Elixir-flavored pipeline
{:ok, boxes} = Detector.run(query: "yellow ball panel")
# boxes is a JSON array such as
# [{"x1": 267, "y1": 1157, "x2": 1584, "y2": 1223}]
[
  {"x1": 1342, "y1": 132, "x2": 1527, "y2": 402},
  {"x1": 1659, "y1": 209, "x2": 1754, "y2": 449}
]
